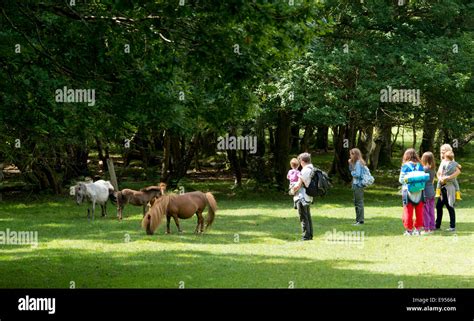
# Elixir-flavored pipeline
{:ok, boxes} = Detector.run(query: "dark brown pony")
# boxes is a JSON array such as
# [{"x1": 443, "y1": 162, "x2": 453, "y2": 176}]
[
  {"x1": 142, "y1": 191, "x2": 217, "y2": 235},
  {"x1": 116, "y1": 183, "x2": 166, "y2": 220}
]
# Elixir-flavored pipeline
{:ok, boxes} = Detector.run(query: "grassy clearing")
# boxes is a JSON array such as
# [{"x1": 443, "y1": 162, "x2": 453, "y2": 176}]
[{"x1": 0, "y1": 149, "x2": 472, "y2": 288}]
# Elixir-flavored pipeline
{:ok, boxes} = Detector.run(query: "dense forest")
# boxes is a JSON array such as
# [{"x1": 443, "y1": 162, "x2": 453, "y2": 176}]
[{"x1": 1, "y1": 0, "x2": 473, "y2": 193}]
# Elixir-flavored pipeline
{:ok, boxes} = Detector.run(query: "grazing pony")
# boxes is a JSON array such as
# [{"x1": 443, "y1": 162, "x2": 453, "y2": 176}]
[
  {"x1": 75, "y1": 180, "x2": 115, "y2": 220},
  {"x1": 142, "y1": 191, "x2": 217, "y2": 235},
  {"x1": 116, "y1": 183, "x2": 166, "y2": 220}
]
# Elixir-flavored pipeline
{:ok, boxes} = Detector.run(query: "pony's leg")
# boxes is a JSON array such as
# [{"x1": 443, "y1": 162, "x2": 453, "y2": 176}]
[
  {"x1": 172, "y1": 215, "x2": 182, "y2": 233},
  {"x1": 197, "y1": 211, "x2": 204, "y2": 234},
  {"x1": 92, "y1": 201, "x2": 96, "y2": 221},
  {"x1": 166, "y1": 215, "x2": 171, "y2": 234},
  {"x1": 194, "y1": 214, "x2": 199, "y2": 233},
  {"x1": 87, "y1": 208, "x2": 90, "y2": 220},
  {"x1": 117, "y1": 205, "x2": 123, "y2": 220},
  {"x1": 101, "y1": 204, "x2": 105, "y2": 217}
]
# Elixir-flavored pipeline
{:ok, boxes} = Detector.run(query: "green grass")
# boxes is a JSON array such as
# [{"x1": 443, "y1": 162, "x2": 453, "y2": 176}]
[{"x1": 0, "y1": 150, "x2": 473, "y2": 289}]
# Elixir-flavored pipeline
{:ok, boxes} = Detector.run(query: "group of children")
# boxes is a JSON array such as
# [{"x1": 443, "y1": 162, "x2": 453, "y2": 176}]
[
  {"x1": 287, "y1": 144, "x2": 462, "y2": 236},
  {"x1": 399, "y1": 145, "x2": 461, "y2": 235}
]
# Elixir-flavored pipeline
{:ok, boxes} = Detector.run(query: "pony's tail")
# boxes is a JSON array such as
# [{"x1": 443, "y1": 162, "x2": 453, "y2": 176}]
[{"x1": 204, "y1": 192, "x2": 217, "y2": 229}]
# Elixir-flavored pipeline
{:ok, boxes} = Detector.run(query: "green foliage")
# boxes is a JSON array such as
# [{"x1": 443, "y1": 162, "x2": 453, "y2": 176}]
[{"x1": 0, "y1": 0, "x2": 472, "y2": 188}]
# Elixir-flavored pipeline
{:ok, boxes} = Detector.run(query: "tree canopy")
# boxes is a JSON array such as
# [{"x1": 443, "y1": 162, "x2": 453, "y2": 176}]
[{"x1": 0, "y1": 0, "x2": 472, "y2": 192}]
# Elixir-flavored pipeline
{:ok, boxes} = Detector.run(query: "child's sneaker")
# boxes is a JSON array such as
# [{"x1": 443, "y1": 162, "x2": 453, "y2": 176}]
[
  {"x1": 446, "y1": 227, "x2": 456, "y2": 232},
  {"x1": 412, "y1": 230, "x2": 421, "y2": 236},
  {"x1": 403, "y1": 230, "x2": 412, "y2": 236},
  {"x1": 435, "y1": 188, "x2": 441, "y2": 198},
  {"x1": 455, "y1": 191, "x2": 462, "y2": 200}
]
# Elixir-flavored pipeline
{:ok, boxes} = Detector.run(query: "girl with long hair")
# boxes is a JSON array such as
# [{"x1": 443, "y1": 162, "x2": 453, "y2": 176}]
[
  {"x1": 399, "y1": 148, "x2": 424, "y2": 236},
  {"x1": 348, "y1": 148, "x2": 367, "y2": 225}
]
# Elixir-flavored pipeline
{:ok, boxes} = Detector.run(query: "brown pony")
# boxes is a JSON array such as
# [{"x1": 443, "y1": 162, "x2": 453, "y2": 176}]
[
  {"x1": 116, "y1": 183, "x2": 167, "y2": 220},
  {"x1": 142, "y1": 191, "x2": 217, "y2": 235}
]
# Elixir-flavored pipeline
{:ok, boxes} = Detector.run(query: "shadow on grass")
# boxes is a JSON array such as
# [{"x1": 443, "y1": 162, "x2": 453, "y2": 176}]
[
  {"x1": 0, "y1": 248, "x2": 471, "y2": 288},
  {"x1": 0, "y1": 206, "x2": 472, "y2": 245}
]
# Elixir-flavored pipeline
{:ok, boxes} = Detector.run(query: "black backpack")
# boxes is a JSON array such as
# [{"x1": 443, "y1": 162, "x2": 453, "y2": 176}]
[{"x1": 305, "y1": 167, "x2": 332, "y2": 197}]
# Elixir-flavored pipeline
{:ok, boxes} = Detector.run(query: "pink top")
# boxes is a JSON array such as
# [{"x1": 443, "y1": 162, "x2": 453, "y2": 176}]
[{"x1": 287, "y1": 169, "x2": 300, "y2": 183}]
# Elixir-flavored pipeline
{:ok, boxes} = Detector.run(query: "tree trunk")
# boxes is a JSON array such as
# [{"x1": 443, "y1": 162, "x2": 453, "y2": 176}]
[
  {"x1": 64, "y1": 145, "x2": 89, "y2": 180},
  {"x1": 329, "y1": 125, "x2": 352, "y2": 182},
  {"x1": 95, "y1": 137, "x2": 109, "y2": 172},
  {"x1": 248, "y1": 118, "x2": 271, "y2": 185},
  {"x1": 274, "y1": 110, "x2": 291, "y2": 190},
  {"x1": 315, "y1": 126, "x2": 328, "y2": 152},
  {"x1": 357, "y1": 126, "x2": 374, "y2": 163},
  {"x1": 269, "y1": 127, "x2": 275, "y2": 153},
  {"x1": 412, "y1": 122, "x2": 417, "y2": 149},
  {"x1": 227, "y1": 149, "x2": 242, "y2": 186},
  {"x1": 170, "y1": 133, "x2": 182, "y2": 174},
  {"x1": 161, "y1": 130, "x2": 171, "y2": 182},
  {"x1": 300, "y1": 125, "x2": 314, "y2": 152},
  {"x1": 32, "y1": 161, "x2": 61, "y2": 194},
  {"x1": 420, "y1": 110, "x2": 438, "y2": 155},
  {"x1": 200, "y1": 131, "x2": 218, "y2": 158},
  {"x1": 227, "y1": 127, "x2": 242, "y2": 186},
  {"x1": 164, "y1": 134, "x2": 200, "y2": 188},
  {"x1": 391, "y1": 125, "x2": 400, "y2": 157},
  {"x1": 290, "y1": 124, "x2": 300, "y2": 153},
  {"x1": 370, "y1": 122, "x2": 392, "y2": 170}
]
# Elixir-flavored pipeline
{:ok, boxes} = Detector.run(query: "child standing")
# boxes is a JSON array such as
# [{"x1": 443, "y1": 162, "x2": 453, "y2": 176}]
[
  {"x1": 348, "y1": 148, "x2": 366, "y2": 225},
  {"x1": 421, "y1": 152, "x2": 436, "y2": 233},
  {"x1": 399, "y1": 148, "x2": 425, "y2": 236}
]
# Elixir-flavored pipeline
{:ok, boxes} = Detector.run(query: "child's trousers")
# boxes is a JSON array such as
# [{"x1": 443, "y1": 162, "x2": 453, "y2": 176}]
[
  {"x1": 423, "y1": 197, "x2": 435, "y2": 230},
  {"x1": 403, "y1": 202, "x2": 424, "y2": 231}
]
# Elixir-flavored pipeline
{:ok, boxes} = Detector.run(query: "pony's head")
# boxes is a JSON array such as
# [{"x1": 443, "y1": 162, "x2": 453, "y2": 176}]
[
  {"x1": 144, "y1": 195, "x2": 157, "y2": 215},
  {"x1": 75, "y1": 183, "x2": 87, "y2": 205},
  {"x1": 148, "y1": 195, "x2": 161, "y2": 207},
  {"x1": 109, "y1": 191, "x2": 118, "y2": 205},
  {"x1": 142, "y1": 195, "x2": 171, "y2": 235}
]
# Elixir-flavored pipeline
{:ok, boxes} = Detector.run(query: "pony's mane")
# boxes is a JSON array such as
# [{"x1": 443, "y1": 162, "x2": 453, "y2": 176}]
[{"x1": 142, "y1": 194, "x2": 173, "y2": 233}]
